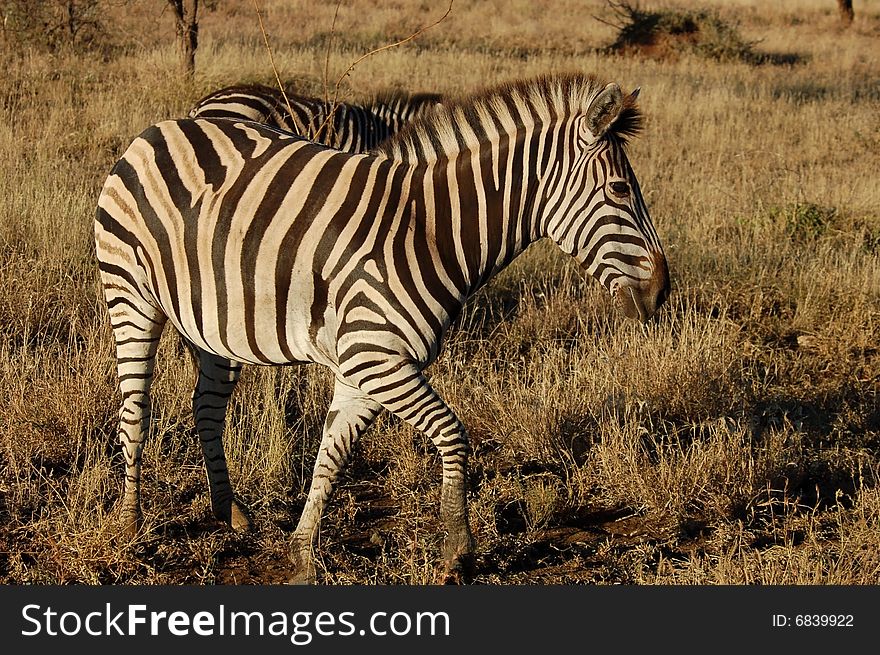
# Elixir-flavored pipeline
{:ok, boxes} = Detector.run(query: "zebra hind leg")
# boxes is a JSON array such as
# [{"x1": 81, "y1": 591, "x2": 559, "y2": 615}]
[
  {"x1": 289, "y1": 378, "x2": 382, "y2": 584},
  {"x1": 106, "y1": 295, "x2": 166, "y2": 538},
  {"x1": 191, "y1": 347, "x2": 252, "y2": 532}
]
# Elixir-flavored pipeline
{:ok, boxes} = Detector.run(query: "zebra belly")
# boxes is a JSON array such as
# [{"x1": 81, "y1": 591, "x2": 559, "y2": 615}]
[{"x1": 155, "y1": 261, "x2": 336, "y2": 369}]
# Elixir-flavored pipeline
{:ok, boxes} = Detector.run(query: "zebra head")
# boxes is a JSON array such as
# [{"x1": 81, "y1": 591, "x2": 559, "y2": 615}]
[{"x1": 541, "y1": 81, "x2": 670, "y2": 324}]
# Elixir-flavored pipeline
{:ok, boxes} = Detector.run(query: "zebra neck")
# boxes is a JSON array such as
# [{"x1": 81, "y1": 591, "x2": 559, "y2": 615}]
[{"x1": 401, "y1": 135, "x2": 540, "y2": 300}]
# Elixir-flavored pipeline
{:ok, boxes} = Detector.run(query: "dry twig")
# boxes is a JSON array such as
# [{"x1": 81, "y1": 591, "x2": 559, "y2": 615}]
[
  {"x1": 314, "y1": 0, "x2": 455, "y2": 145},
  {"x1": 250, "y1": 0, "x2": 295, "y2": 125}
]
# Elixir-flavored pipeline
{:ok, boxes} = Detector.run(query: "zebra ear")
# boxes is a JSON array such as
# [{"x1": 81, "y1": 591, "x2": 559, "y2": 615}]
[{"x1": 586, "y1": 82, "x2": 624, "y2": 139}]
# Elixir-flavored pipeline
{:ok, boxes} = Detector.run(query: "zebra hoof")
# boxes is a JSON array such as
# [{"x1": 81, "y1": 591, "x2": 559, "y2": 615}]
[
  {"x1": 120, "y1": 506, "x2": 142, "y2": 541},
  {"x1": 213, "y1": 497, "x2": 253, "y2": 532},
  {"x1": 229, "y1": 500, "x2": 252, "y2": 532},
  {"x1": 441, "y1": 526, "x2": 476, "y2": 582},
  {"x1": 438, "y1": 570, "x2": 463, "y2": 585},
  {"x1": 439, "y1": 554, "x2": 475, "y2": 585},
  {"x1": 288, "y1": 546, "x2": 317, "y2": 585},
  {"x1": 288, "y1": 570, "x2": 316, "y2": 585}
]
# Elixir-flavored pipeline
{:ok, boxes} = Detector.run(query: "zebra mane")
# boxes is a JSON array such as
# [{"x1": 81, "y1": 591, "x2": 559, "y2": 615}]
[
  {"x1": 373, "y1": 73, "x2": 643, "y2": 164},
  {"x1": 194, "y1": 83, "x2": 444, "y2": 119},
  {"x1": 367, "y1": 89, "x2": 444, "y2": 110}
]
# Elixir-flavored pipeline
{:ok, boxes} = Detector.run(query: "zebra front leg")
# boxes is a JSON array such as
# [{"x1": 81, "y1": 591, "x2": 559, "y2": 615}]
[
  {"x1": 192, "y1": 349, "x2": 251, "y2": 531},
  {"x1": 356, "y1": 361, "x2": 475, "y2": 583},
  {"x1": 290, "y1": 378, "x2": 382, "y2": 584}
]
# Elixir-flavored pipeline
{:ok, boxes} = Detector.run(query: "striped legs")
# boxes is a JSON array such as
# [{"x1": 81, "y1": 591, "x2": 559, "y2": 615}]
[
  {"x1": 291, "y1": 378, "x2": 382, "y2": 583},
  {"x1": 291, "y1": 360, "x2": 475, "y2": 584},
  {"x1": 191, "y1": 349, "x2": 251, "y2": 531},
  {"x1": 352, "y1": 359, "x2": 475, "y2": 582},
  {"x1": 105, "y1": 291, "x2": 166, "y2": 537}
]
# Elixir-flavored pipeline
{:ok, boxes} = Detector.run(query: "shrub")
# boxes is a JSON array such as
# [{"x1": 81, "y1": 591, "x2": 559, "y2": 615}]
[
  {"x1": 599, "y1": 1, "x2": 759, "y2": 63},
  {"x1": 771, "y1": 202, "x2": 838, "y2": 242},
  {"x1": 1, "y1": 0, "x2": 106, "y2": 52}
]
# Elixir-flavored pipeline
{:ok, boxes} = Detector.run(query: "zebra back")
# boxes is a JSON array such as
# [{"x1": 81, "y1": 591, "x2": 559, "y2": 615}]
[{"x1": 188, "y1": 84, "x2": 443, "y2": 153}]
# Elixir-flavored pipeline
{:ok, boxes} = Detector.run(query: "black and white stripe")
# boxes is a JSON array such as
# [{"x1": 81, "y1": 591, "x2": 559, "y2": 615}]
[
  {"x1": 188, "y1": 83, "x2": 443, "y2": 152},
  {"x1": 95, "y1": 73, "x2": 670, "y2": 582}
]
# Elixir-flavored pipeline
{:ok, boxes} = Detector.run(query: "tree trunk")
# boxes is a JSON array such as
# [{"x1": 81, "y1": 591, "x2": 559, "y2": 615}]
[
  {"x1": 167, "y1": 0, "x2": 199, "y2": 77},
  {"x1": 837, "y1": 0, "x2": 854, "y2": 26},
  {"x1": 178, "y1": 17, "x2": 198, "y2": 77}
]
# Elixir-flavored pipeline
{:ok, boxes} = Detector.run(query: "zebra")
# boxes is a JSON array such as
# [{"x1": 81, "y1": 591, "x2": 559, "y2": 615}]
[
  {"x1": 94, "y1": 72, "x2": 670, "y2": 583},
  {"x1": 188, "y1": 83, "x2": 444, "y2": 152}
]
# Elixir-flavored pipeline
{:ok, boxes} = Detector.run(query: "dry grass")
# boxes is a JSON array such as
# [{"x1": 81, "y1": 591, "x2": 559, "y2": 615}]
[{"x1": 1, "y1": 0, "x2": 878, "y2": 585}]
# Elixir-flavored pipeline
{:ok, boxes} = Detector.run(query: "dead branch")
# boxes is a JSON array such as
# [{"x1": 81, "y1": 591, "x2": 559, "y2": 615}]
[
  {"x1": 250, "y1": 0, "x2": 295, "y2": 128},
  {"x1": 314, "y1": 0, "x2": 455, "y2": 145}
]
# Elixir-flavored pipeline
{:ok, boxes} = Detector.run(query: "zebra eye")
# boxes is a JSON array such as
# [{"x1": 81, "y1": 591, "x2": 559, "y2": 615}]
[{"x1": 609, "y1": 181, "x2": 630, "y2": 197}]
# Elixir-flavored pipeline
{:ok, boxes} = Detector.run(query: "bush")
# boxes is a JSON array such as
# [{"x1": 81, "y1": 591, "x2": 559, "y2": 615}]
[
  {"x1": 771, "y1": 202, "x2": 838, "y2": 242},
  {"x1": 599, "y1": 1, "x2": 759, "y2": 63},
  {"x1": 1, "y1": 0, "x2": 106, "y2": 52}
]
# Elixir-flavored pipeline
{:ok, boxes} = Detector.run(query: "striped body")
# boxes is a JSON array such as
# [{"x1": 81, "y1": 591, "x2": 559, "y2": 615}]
[
  {"x1": 189, "y1": 84, "x2": 443, "y2": 152},
  {"x1": 95, "y1": 74, "x2": 670, "y2": 582}
]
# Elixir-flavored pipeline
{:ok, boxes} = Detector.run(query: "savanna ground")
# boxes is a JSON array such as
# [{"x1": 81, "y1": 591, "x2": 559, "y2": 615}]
[{"x1": 0, "y1": 0, "x2": 878, "y2": 585}]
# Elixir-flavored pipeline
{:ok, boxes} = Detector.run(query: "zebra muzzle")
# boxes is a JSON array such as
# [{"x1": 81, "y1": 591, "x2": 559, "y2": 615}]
[
  {"x1": 615, "y1": 257, "x2": 670, "y2": 324},
  {"x1": 617, "y1": 286, "x2": 650, "y2": 323}
]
